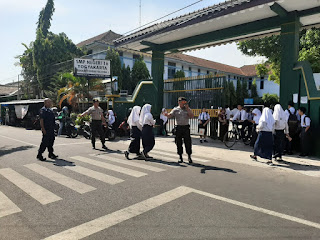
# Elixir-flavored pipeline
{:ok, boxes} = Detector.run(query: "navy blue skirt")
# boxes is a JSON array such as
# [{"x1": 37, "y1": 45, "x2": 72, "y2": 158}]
[{"x1": 254, "y1": 131, "x2": 273, "y2": 160}]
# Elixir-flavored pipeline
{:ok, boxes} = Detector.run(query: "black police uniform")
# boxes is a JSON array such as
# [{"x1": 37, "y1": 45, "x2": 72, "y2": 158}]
[{"x1": 38, "y1": 107, "x2": 56, "y2": 157}]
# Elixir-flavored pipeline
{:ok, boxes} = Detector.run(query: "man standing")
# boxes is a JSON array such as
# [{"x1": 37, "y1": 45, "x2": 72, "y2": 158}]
[
  {"x1": 37, "y1": 98, "x2": 58, "y2": 161},
  {"x1": 298, "y1": 107, "x2": 311, "y2": 157},
  {"x1": 80, "y1": 99, "x2": 107, "y2": 150},
  {"x1": 166, "y1": 97, "x2": 194, "y2": 164},
  {"x1": 232, "y1": 104, "x2": 249, "y2": 139}
]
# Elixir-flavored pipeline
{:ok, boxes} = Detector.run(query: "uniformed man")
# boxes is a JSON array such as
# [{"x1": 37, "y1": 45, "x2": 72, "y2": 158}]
[
  {"x1": 166, "y1": 97, "x2": 194, "y2": 163},
  {"x1": 80, "y1": 99, "x2": 107, "y2": 150},
  {"x1": 37, "y1": 98, "x2": 58, "y2": 161}
]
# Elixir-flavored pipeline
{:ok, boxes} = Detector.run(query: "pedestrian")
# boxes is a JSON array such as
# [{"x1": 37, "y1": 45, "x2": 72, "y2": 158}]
[
  {"x1": 284, "y1": 101, "x2": 299, "y2": 154},
  {"x1": 37, "y1": 98, "x2": 58, "y2": 161},
  {"x1": 218, "y1": 108, "x2": 228, "y2": 141},
  {"x1": 249, "y1": 108, "x2": 261, "y2": 147},
  {"x1": 166, "y1": 97, "x2": 194, "y2": 163},
  {"x1": 230, "y1": 104, "x2": 239, "y2": 119},
  {"x1": 125, "y1": 106, "x2": 142, "y2": 160},
  {"x1": 198, "y1": 108, "x2": 210, "y2": 143},
  {"x1": 58, "y1": 106, "x2": 69, "y2": 136},
  {"x1": 159, "y1": 108, "x2": 168, "y2": 136},
  {"x1": 250, "y1": 107, "x2": 275, "y2": 165},
  {"x1": 225, "y1": 105, "x2": 231, "y2": 122},
  {"x1": 80, "y1": 99, "x2": 107, "y2": 150},
  {"x1": 107, "y1": 109, "x2": 116, "y2": 127},
  {"x1": 140, "y1": 104, "x2": 156, "y2": 160},
  {"x1": 273, "y1": 104, "x2": 290, "y2": 161},
  {"x1": 298, "y1": 107, "x2": 311, "y2": 157},
  {"x1": 232, "y1": 104, "x2": 249, "y2": 139}
]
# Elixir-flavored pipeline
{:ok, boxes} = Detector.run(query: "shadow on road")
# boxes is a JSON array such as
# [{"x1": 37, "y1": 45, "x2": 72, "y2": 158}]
[
  {"x1": 273, "y1": 160, "x2": 320, "y2": 172},
  {"x1": 190, "y1": 162, "x2": 237, "y2": 174},
  {"x1": 0, "y1": 145, "x2": 34, "y2": 157}
]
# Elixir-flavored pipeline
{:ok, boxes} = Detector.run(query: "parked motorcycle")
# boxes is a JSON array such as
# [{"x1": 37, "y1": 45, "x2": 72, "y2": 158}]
[
  {"x1": 54, "y1": 120, "x2": 78, "y2": 138},
  {"x1": 80, "y1": 121, "x2": 116, "y2": 141}
]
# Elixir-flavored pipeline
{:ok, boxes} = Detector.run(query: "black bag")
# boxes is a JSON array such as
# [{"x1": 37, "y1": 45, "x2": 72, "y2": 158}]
[{"x1": 288, "y1": 111, "x2": 299, "y2": 136}]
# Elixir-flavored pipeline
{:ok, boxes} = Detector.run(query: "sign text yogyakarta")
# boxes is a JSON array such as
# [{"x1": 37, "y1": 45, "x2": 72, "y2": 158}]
[{"x1": 74, "y1": 58, "x2": 110, "y2": 78}]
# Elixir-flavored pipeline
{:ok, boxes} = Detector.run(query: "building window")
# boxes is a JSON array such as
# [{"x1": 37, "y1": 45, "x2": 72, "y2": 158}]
[
  {"x1": 260, "y1": 80, "x2": 264, "y2": 90},
  {"x1": 118, "y1": 51, "x2": 123, "y2": 57},
  {"x1": 249, "y1": 77, "x2": 252, "y2": 81},
  {"x1": 207, "y1": 70, "x2": 210, "y2": 75},
  {"x1": 198, "y1": 69, "x2": 201, "y2": 76},
  {"x1": 228, "y1": 75, "x2": 231, "y2": 79},
  {"x1": 168, "y1": 62, "x2": 176, "y2": 79},
  {"x1": 182, "y1": 65, "x2": 184, "y2": 70},
  {"x1": 248, "y1": 81, "x2": 252, "y2": 90}
]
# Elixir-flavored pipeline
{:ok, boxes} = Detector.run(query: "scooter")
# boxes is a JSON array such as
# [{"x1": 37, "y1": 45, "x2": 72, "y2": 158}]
[
  {"x1": 54, "y1": 120, "x2": 78, "y2": 138},
  {"x1": 80, "y1": 121, "x2": 116, "y2": 141}
]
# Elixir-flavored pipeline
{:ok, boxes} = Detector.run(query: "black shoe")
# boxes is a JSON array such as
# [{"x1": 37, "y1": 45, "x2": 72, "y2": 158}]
[
  {"x1": 92, "y1": 144, "x2": 96, "y2": 149},
  {"x1": 48, "y1": 153, "x2": 58, "y2": 159},
  {"x1": 102, "y1": 145, "x2": 108, "y2": 150},
  {"x1": 37, "y1": 154, "x2": 46, "y2": 161},
  {"x1": 124, "y1": 151, "x2": 130, "y2": 160},
  {"x1": 188, "y1": 155, "x2": 193, "y2": 164},
  {"x1": 142, "y1": 151, "x2": 148, "y2": 161},
  {"x1": 250, "y1": 155, "x2": 257, "y2": 161},
  {"x1": 178, "y1": 155, "x2": 183, "y2": 163},
  {"x1": 299, "y1": 153, "x2": 308, "y2": 157},
  {"x1": 204, "y1": 140, "x2": 208, "y2": 143},
  {"x1": 200, "y1": 140, "x2": 203, "y2": 143}
]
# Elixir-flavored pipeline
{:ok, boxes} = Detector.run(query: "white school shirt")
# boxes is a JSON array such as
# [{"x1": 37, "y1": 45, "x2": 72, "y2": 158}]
[
  {"x1": 301, "y1": 114, "x2": 311, "y2": 127},
  {"x1": 198, "y1": 112, "x2": 210, "y2": 121},
  {"x1": 230, "y1": 108, "x2": 239, "y2": 119},
  {"x1": 225, "y1": 108, "x2": 231, "y2": 120},
  {"x1": 233, "y1": 109, "x2": 248, "y2": 121},
  {"x1": 143, "y1": 113, "x2": 156, "y2": 126}
]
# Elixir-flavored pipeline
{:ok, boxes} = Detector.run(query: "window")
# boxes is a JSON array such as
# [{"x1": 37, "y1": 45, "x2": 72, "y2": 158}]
[
  {"x1": 168, "y1": 62, "x2": 176, "y2": 79},
  {"x1": 118, "y1": 51, "x2": 123, "y2": 57},
  {"x1": 189, "y1": 67, "x2": 192, "y2": 77},
  {"x1": 248, "y1": 81, "x2": 252, "y2": 90},
  {"x1": 249, "y1": 77, "x2": 252, "y2": 81},
  {"x1": 228, "y1": 75, "x2": 231, "y2": 79},
  {"x1": 182, "y1": 65, "x2": 184, "y2": 70},
  {"x1": 198, "y1": 69, "x2": 201, "y2": 76},
  {"x1": 260, "y1": 80, "x2": 264, "y2": 90},
  {"x1": 133, "y1": 54, "x2": 140, "y2": 64},
  {"x1": 207, "y1": 70, "x2": 210, "y2": 75}
]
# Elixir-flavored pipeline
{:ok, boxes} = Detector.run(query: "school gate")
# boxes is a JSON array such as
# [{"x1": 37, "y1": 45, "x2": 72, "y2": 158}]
[{"x1": 112, "y1": 0, "x2": 320, "y2": 157}]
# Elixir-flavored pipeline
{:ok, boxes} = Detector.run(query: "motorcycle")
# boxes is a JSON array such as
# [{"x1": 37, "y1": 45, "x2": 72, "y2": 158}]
[
  {"x1": 80, "y1": 121, "x2": 116, "y2": 141},
  {"x1": 54, "y1": 120, "x2": 78, "y2": 138}
]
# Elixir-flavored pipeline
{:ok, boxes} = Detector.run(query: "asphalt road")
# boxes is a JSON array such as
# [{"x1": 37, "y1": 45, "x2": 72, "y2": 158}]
[{"x1": 1, "y1": 125, "x2": 320, "y2": 240}]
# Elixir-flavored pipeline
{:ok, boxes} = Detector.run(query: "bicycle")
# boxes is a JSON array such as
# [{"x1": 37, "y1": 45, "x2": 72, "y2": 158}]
[{"x1": 223, "y1": 121, "x2": 251, "y2": 148}]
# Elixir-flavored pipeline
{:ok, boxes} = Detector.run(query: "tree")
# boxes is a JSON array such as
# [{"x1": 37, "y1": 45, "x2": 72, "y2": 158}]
[
  {"x1": 255, "y1": 64, "x2": 269, "y2": 77},
  {"x1": 229, "y1": 81, "x2": 237, "y2": 107},
  {"x1": 174, "y1": 70, "x2": 185, "y2": 78},
  {"x1": 251, "y1": 79, "x2": 258, "y2": 98},
  {"x1": 238, "y1": 28, "x2": 320, "y2": 84},
  {"x1": 105, "y1": 48, "x2": 122, "y2": 89},
  {"x1": 121, "y1": 65, "x2": 132, "y2": 93},
  {"x1": 236, "y1": 79, "x2": 243, "y2": 104},
  {"x1": 242, "y1": 80, "x2": 249, "y2": 99},
  {"x1": 262, "y1": 93, "x2": 279, "y2": 107},
  {"x1": 131, "y1": 56, "x2": 150, "y2": 92}
]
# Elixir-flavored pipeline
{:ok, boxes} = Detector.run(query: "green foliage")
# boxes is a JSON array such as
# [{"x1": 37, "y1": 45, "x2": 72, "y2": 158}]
[
  {"x1": 242, "y1": 80, "x2": 249, "y2": 99},
  {"x1": 131, "y1": 56, "x2": 150, "y2": 91},
  {"x1": 250, "y1": 79, "x2": 258, "y2": 98},
  {"x1": 262, "y1": 93, "x2": 279, "y2": 107},
  {"x1": 121, "y1": 65, "x2": 132, "y2": 93},
  {"x1": 236, "y1": 79, "x2": 243, "y2": 104},
  {"x1": 299, "y1": 29, "x2": 320, "y2": 73},
  {"x1": 37, "y1": 0, "x2": 54, "y2": 38},
  {"x1": 75, "y1": 115, "x2": 91, "y2": 126},
  {"x1": 174, "y1": 70, "x2": 185, "y2": 78},
  {"x1": 255, "y1": 64, "x2": 269, "y2": 77},
  {"x1": 229, "y1": 81, "x2": 237, "y2": 107},
  {"x1": 105, "y1": 48, "x2": 122, "y2": 77}
]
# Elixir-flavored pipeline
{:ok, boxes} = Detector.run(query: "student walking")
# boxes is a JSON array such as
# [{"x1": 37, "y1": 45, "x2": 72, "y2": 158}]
[
  {"x1": 140, "y1": 104, "x2": 156, "y2": 160},
  {"x1": 198, "y1": 108, "x2": 210, "y2": 143},
  {"x1": 159, "y1": 108, "x2": 168, "y2": 136},
  {"x1": 249, "y1": 108, "x2": 261, "y2": 147},
  {"x1": 298, "y1": 107, "x2": 311, "y2": 157},
  {"x1": 218, "y1": 108, "x2": 228, "y2": 141},
  {"x1": 273, "y1": 104, "x2": 290, "y2": 161},
  {"x1": 250, "y1": 107, "x2": 275, "y2": 165},
  {"x1": 125, "y1": 106, "x2": 142, "y2": 160}
]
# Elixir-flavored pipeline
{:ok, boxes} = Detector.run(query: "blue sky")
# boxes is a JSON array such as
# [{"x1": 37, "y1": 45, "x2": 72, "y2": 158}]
[{"x1": 0, "y1": 0, "x2": 265, "y2": 84}]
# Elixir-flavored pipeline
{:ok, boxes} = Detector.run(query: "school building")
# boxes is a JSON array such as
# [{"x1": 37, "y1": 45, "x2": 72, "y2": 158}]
[{"x1": 77, "y1": 30, "x2": 279, "y2": 98}]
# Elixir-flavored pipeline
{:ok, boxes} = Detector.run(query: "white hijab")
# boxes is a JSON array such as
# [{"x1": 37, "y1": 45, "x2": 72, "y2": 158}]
[
  {"x1": 108, "y1": 110, "x2": 115, "y2": 124},
  {"x1": 259, "y1": 107, "x2": 275, "y2": 130},
  {"x1": 127, "y1": 106, "x2": 141, "y2": 127},
  {"x1": 252, "y1": 108, "x2": 261, "y2": 123},
  {"x1": 139, "y1": 104, "x2": 152, "y2": 126},
  {"x1": 273, "y1": 104, "x2": 286, "y2": 123},
  {"x1": 160, "y1": 108, "x2": 168, "y2": 123}
]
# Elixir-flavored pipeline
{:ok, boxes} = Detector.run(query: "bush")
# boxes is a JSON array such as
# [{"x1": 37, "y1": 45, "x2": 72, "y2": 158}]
[
  {"x1": 75, "y1": 115, "x2": 91, "y2": 126},
  {"x1": 262, "y1": 93, "x2": 279, "y2": 107}
]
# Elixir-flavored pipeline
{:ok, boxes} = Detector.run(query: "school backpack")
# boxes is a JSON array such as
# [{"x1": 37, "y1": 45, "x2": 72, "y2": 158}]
[{"x1": 288, "y1": 111, "x2": 299, "y2": 135}]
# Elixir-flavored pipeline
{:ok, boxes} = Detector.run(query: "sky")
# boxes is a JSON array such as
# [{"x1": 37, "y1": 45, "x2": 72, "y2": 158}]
[{"x1": 0, "y1": 0, "x2": 266, "y2": 84}]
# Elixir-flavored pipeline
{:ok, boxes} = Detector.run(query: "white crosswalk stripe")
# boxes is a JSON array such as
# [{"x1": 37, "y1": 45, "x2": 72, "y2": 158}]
[
  {"x1": 70, "y1": 156, "x2": 147, "y2": 177},
  {"x1": 92, "y1": 154, "x2": 166, "y2": 172},
  {"x1": 25, "y1": 164, "x2": 96, "y2": 194},
  {"x1": 0, "y1": 191, "x2": 22, "y2": 218},
  {"x1": 64, "y1": 166, "x2": 124, "y2": 185},
  {"x1": 152, "y1": 149, "x2": 209, "y2": 163},
  {"x1": 0, "y1": 168, "x2": 62, "y2": 205}
]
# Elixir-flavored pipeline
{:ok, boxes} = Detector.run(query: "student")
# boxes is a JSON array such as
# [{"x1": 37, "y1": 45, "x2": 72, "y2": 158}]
[
  {"x1": 159, "y1": 108, "x2": 168, "y2": 136},
  {"x1": 218, "y1": 108, "x2": 228, "y2": 141},
  {"x1": 273, "y1": 104, "x2": 290, "y2": 161},
  {"x1": 298, "y1": 107, "x2": 311, "y2": 157},
  {"x1": 250, "y1": 107, "x2": 275, "y2": 165},
  {"x1": 198, "y1": 108, "x2": 210, "y2": 143},
  {"x1": 225, "y1": 105, "x2": 231, "y2": 122},
  {"x1": 230, "y1": 104, "x2": 239, "y2": 120},
  {"x1": 232, "y1": 104, "x2": 249, "y2": 139},
  {"x1": 125, "y1": 106, "x2": 142, "y2": 160},
  {"x1": 249, "y1": 108, "x2": 261, "y2": 147},
  {"x1": 140, "y1": 104, "x2": 156, "y2": 160}
]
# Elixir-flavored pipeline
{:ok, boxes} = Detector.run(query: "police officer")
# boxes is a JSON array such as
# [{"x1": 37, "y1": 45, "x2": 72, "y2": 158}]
[
  {"x1": 37, "y1": 98, "x2": 58, "y2": 161},
  {"x1": 166, "y1": 97, "x2": 194, "y2": 163},
  {"x1": 80, "y1": 99, "x2": 107, "y2": 150}
]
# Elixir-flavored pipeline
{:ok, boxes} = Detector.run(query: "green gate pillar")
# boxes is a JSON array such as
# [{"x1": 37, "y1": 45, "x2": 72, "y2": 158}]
[
  {"x1": 151, "y1": 51, "x2": 165, "y2": 115},
  {"x1": 279, "y1": 13, "x2": 300, "y2": 106}
]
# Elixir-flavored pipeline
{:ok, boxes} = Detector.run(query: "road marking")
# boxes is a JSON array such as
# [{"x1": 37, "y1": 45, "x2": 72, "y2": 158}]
[
  {"x1": 152, "y1": 149, "x2": 209, "y2": 163},
  {"x1": 43, "y1": 186, "x2": 193, "y2": 240},
  {"x1": 70, "y1": 156, "x2": 147, "y2": 178},
  {"x1": 0, "y1": 168, "x2": 61, "y2": 205},
  {"x1": 25, "y1": 164, "x2": 96, "y2": 194},
  {"x1": 64, "y1": 166, "x2": 124, "y2": 185},
  {"x1": 45, "y1": 186, "x2": 320, "y2": 239},
  {"x1": 0, "y1": 135, "x2": 37, "y2": 147},
  {"x1": 92, "y1": 154, "x2": 166, "y2": 172},
  {"x1": 0, "y1": 191, "x2": 22, "y2": 218}
]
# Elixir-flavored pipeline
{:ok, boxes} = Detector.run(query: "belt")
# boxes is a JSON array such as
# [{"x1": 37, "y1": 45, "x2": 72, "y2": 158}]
[{"x1": 92, "y1": 119, "x2": 102, "y2": 121}]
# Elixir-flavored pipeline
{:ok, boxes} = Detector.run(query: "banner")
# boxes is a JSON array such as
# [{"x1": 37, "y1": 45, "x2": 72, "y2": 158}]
[{"x1": 74, "y1": 58, "x2": 110, "y2": 78}]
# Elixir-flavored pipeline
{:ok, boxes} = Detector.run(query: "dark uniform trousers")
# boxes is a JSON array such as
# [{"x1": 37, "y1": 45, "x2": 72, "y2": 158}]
[
  {"x1": 91, "y1": 120, "x2": 105, "y2": 146},
  {"x1": 38, "y1": 130, "x2": 55, "y2": 155},
  {"x1": 175, "y1": 125, "x2": 192, "y2": 156},
  {"x1": 129, "y1": 126, "x2": 141, "y2": 154},
  {"x1": 301, "y1": 128, "x2": 311, "y2": 155}
]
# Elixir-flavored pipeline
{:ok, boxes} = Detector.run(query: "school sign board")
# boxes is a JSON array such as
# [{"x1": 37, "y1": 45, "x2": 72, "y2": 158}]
[{"x1": 74, "y1": 58, "x2": 110, "y2": 78}]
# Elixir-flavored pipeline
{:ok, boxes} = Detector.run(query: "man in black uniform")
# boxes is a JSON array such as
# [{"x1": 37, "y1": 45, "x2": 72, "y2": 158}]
[
  {"x1": 37, "y1": 98, "x2": 58, "y2": 161},
  {"x1": 166, "y1": 97, "x2": 194, "y2": 163},
  {"x1": 80, "y1": 99, "x2": 108, "y2": 150}
]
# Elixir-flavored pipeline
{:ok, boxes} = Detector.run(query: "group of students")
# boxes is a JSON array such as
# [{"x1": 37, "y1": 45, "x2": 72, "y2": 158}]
[{"x1": 124, "y1": 104, "x2": 156, "y2": 160}]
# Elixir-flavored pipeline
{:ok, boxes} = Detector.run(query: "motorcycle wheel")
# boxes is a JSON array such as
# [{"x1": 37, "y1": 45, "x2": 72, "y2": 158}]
[
  {"x1": 70, "y1": 128, "x2": 78, "y2": 138},
  {"x1": 107, "y1": 130, "x2": 116, "y2": 141}
]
